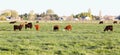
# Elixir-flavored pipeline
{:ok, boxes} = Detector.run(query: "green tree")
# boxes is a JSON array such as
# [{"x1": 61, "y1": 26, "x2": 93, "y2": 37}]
[
  {"x1": 0, "y1": 15, "x2": 7, "y2": 20},
  {"x1": 40, "y1": 12, "x2": 46, "y2": 17},
  {"x1": 46, "y1": 9, "x2": 59, "y2": 20},
  {"x1": 10, "y1": 10, "x2": 19, "y2": 19},
  {"x1": 1, "y1": 10, "x2": 11, "y2": 17},
  {"x1": 46, "y1": 9, "x2": 54, "y2": 15},
  {"x1": 19, "y1": 13, "x2": 28, "y2": 20},
  {"x1": 75, "y1": 12, "x2": 93, "y2": 20},
  {"x1": 1, "y1": 9, "x2": 19, "y2": 19},
  {"x1": 52, "y1": 14, "x2": 59, "y2": 20}
]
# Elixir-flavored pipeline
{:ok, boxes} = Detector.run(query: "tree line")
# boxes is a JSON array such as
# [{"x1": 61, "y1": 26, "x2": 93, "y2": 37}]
[{"x1": 0, "y1": 9, "x2": 100, "y2": 21}]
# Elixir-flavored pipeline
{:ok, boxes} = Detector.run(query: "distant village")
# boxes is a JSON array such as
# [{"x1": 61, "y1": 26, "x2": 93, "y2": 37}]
[{"x1": 0, "y1": 9, "x2": 120, "y2": 21}]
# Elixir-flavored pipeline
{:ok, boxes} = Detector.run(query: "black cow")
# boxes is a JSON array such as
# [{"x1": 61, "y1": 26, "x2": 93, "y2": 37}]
[
  {"x1": 104, "y1": 25, "x2": 113, "y2": 31},
  {"x1": 53, "y1": 25, "x2": 59, "y2": 31},
  {"x1": 25, "y1": 22, "x2": 33, "y2": 29},
  {"x1": 113, "y1": 21, "x2": 117, "y2": 24},
  {"x1": 10, "y1": 21, "x2": 16, "y2": 24},
  {"x1": 99, "y1": 21, "x2": 103, "y2": 24},
  {"x1": 14, "y1": 24, "x2": 23, "y2": 31}
]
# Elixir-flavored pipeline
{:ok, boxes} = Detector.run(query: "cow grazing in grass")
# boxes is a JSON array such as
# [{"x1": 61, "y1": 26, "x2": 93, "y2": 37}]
[
  {"x1": 25, "y1": 22, "x2": 33, "y2": 29},
  {"x1": 14, "y1": 24, "x2": 23, "y2": 31},
  {"x1": 104, "y1": 25, "x2": 113, "y2": 31},
  {"x1": 113, "y1": 21, "x2": 117, "y2": 24},
  {"x1": 99, "y1": 21, "x2": 103, "y2": 24},
  {"x1": 64, "y1": 25, "x2": 72, "y2": 31},
  {"x1": 53, "y1": 25, "x2": 59, "y2": 31},
  {"x1": 9, "y1": 21, "x2": 16, "y2": 24},
  {"x1": 34, "y1": 24, "x2": 40, "y2": 31}
]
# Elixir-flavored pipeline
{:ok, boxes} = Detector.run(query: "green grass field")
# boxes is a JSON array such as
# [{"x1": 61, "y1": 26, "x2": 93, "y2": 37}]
[{"x1": 0, "y1": 21, "x2": 120, "y2": 55}]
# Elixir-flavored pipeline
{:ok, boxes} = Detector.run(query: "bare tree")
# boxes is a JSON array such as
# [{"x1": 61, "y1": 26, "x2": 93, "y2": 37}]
[{"x1": 28, "y1": 10, "x2": 35, "y2": 20}]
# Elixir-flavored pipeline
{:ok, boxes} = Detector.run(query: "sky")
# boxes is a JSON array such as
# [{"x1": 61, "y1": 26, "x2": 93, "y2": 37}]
[{"x1": 0, "y1": 0, "x2": 120, "y2": 16}]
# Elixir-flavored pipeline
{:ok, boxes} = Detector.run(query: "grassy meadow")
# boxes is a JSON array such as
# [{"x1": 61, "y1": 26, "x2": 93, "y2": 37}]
[{"x1": 0, "y1": 21, "x2": 120, "y2": 55}]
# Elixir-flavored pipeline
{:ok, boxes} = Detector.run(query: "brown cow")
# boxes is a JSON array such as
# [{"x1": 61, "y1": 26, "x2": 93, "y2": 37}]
[
  {"x1": 14, "y1": 24, "x2": 23, "y2": 31},
  {"x1": 104, "y1": 25, "x2": 113, "y2": 31},
  {"x1": 25, "y1": 22, "x2": 33, "y2": 29},
  {"x1": 64, "y1": 25, "x2": 72, "y2": 31},
  {"x1": 99, "y1": 21, "x2": 103, "y2": 24},
  {"x1": 34, "y1": 24, "x2": 40, "y2": 31},
  {"x1": 113, "y1": 21, "x2": 117, "y2": 24},
  {"x1": 53, "y1": 25, "x2": 59, "y2": 31}
]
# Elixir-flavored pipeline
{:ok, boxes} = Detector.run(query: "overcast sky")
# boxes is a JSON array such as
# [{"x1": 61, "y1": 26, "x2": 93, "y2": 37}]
[{"x1": 0, "y1": 0, "x2": 120, "y2": 16}]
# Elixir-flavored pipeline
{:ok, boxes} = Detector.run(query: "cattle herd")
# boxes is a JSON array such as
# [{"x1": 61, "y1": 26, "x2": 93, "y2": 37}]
[
  {"x1": 99, "y1": 21, "x2": 118, "y2": 24},
  {"x1": 53, "y1": 24, "x2": 72, "y2": 31},
  {"x1": 8, "y1": 20, "x2": 119, "y2": 32},
  {"x1": 12, "y1": 21, "x2": 72, "y2": 31},
  {"x1": 98, "y1": 21, "x2": 119, "y2": 32}
]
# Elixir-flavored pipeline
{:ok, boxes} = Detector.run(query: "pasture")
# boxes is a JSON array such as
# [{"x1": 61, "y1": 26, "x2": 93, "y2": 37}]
[{"x1": 0, "y1": 21, "x2": 120, "y2": 55}]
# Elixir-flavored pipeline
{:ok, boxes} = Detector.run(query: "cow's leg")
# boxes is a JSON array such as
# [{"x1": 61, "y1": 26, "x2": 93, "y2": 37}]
[
  {"x1": 14, "y1": 29, "x2": 16, "y2": 31},
  {"x1": 110, "y1": 29, "x2": 113, "y2": 31},
  {"x1": 25, "y1": 26, "x2": 27, "y2": 29},
  {"x1": 19, "y1": 28, "x2": 21, "y2": 31},
  {"x1": 104, "y1": 29, "x2": 106, "y2": 31}
]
